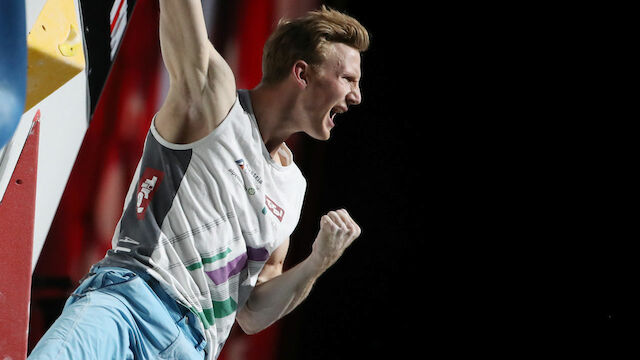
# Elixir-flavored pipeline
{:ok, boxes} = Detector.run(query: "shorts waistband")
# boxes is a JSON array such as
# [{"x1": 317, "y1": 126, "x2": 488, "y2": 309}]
[
  {"x1": 87, "y1": 265, "x2": 206, "y2": 352},
  {"x1": 89, "y1": 266, "x2": 186, "y2": 320}
]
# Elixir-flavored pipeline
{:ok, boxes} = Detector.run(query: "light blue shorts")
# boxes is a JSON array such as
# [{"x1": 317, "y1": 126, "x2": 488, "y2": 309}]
[{"x1": 28, "y1": 266, "x2": 206, "y2": 360}]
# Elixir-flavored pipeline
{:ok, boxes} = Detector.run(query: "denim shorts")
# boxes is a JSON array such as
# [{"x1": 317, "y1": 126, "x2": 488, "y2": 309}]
[{"x1": 28, "y1": 266, "x2": 207, "y2": 360}]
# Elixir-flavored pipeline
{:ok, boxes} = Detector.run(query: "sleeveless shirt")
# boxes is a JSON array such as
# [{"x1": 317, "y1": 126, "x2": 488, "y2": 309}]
[{"x1": 95, "y1": 90, "x2": 307, "y2": 359}]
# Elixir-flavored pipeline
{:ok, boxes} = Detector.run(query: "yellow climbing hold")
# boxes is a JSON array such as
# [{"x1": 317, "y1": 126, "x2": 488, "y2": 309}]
[{"x1": 58, "y1": 24, "x2": 81, "y2": 57}]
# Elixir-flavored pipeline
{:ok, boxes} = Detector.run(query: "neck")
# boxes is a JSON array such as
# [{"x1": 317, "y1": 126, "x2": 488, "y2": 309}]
[{"x1": 248, "y1": 83, "x2": 301, "y2": 157}]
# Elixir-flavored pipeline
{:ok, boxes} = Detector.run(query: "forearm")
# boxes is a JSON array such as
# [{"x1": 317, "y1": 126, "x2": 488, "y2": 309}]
[
  {"x1": 237, "y1": 254, "x2": 326, "y2": 334},
  {"x1": 237, "y1": 209, "x2": 361, "y2": 335}
]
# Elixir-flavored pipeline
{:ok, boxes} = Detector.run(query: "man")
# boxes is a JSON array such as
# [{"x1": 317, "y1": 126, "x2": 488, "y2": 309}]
[{"x1": 29, "y1": 2, "x2": 369, "y2": 359}]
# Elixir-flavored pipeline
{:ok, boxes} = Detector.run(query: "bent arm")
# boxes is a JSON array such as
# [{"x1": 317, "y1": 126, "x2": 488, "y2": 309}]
[
  {"x1": 236, "y1": 210, "x2": 361, "y2": 334},
  {"x1": 236, "y1": 246, "x2": 325, "y2": 335},
  {"x1": 157, "y1": 0, "x2": 236, "y2": 142}
]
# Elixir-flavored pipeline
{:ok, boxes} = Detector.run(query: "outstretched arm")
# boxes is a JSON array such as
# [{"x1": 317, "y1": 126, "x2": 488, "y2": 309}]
[
  {"x1": 236, "y1": 210, "x2": 362, "y2": 334},
  {"x1": 156, "y1": 0, "x2": 236, "y2": 143}
]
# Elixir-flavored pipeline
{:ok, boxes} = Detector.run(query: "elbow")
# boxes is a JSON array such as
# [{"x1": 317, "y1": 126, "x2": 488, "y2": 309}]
[{"x1": 236, "y1": 306, "x2": 262, "y2": 335}]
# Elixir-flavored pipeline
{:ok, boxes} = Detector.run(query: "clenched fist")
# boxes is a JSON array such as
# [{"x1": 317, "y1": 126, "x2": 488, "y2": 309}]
[{"x1": 310, "y1": 209, "x2": 362, "y2": 271}]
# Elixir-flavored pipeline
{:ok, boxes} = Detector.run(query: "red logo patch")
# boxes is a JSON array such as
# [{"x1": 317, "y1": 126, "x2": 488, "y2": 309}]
[
  {"x1": 265, "y1": 195, "x2": 285, "y2": 222},
  {"x1": 136, "y1": 168, "x2": 164, "y2": 220}
]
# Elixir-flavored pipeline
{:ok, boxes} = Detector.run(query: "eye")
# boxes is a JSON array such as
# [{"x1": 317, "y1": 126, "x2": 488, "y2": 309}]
[{"x1": 342, "y1": 76, "x2": 359, "y2": 89}]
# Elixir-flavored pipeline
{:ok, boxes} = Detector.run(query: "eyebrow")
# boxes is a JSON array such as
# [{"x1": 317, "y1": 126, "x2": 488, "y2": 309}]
[
  {"x1": 346, "y1": 71, "x2": 361, "y2": 81},
  {"x1": 347, "y1": 63, "x2": 362, "y2": 80}
]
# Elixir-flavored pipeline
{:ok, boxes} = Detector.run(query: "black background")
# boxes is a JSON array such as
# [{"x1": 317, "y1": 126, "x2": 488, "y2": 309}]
[{"x1": 277, "y1": 2, "x2": 635, "y2": 359}]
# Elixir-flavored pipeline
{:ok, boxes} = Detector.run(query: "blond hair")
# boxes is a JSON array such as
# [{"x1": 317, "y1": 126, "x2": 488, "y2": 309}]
[{"x1": 261, "y1": 6, "x2": 370, "y2": 85}]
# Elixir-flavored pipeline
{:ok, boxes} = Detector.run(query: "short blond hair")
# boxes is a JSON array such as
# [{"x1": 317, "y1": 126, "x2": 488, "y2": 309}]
[{"x1": 261, "y1": 6, "x2": 370, "y2": 85}]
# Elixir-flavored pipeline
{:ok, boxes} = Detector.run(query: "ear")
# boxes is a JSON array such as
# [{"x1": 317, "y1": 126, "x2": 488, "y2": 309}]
[{"x1": 292, "y1": 60, "x2": 309, "y2": 88}]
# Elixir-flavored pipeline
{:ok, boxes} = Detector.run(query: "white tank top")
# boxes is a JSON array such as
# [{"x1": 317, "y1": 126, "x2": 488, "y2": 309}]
[{"x1": 96, "y1": 90, "x2": 307, "y2": 359}]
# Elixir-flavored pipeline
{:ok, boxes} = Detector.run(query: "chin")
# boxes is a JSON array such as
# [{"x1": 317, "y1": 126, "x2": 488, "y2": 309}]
[
  {"x1": 308, "y1": 133, "x2": 330, "y2": 141},
  {"x1": 306, "y1": 127, "x2": 331, "y2": 141},
  {"x1": 319, "y1": 129, "x2": 332, "y2": 141}
]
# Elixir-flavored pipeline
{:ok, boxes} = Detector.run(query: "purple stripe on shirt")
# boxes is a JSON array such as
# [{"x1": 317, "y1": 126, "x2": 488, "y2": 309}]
[
  {"x1": 206, "y1": 253, "x2": 247, "y2": 285},
  {"x1": 205, "y1": 247, "x2": 269, "y2": 285},
  {"x1": 247, "y1": 246, "x2": 269, "y2": 262}
]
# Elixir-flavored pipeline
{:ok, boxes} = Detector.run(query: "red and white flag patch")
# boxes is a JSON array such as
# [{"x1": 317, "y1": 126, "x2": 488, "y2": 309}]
[{"x1": 265, "y1": 195, "x2": 285, "y2": 222}]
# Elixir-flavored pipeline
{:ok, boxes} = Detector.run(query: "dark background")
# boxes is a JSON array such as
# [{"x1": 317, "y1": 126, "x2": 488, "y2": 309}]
[{"x1": 277, "y1": 2, "x2": 634, "y2": 358}]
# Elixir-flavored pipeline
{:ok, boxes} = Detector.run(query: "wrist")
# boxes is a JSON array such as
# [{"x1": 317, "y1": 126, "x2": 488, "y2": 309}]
[{"x1": 305, "y1": 251, "x2": 330, "y2": 277}]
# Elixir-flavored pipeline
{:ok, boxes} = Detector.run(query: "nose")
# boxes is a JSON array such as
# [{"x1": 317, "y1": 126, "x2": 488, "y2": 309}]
[{"x1": 346, "y1": 85, "x2": 362, "y2": 106}]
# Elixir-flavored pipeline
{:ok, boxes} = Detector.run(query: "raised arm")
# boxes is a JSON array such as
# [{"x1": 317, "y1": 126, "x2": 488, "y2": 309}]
[
  {"x1": 156, "y1": 0, "x2": 236, "y2": 144},
  {"x1": 236, "y1": 210, "x2": 362, "y2": 334}
]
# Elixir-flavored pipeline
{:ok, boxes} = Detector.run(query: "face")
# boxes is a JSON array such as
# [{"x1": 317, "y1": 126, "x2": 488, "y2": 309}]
[{"x1": 301, "y1": 42, "x2": 362, "y2": 140}]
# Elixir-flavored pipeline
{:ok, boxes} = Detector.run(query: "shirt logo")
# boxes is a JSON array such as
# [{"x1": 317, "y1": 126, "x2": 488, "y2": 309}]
[
  {"x1": 235, "y1": 158, "x2": 263, "y2": 185},
  {"x1": 136, "y1": 167, "x2": 164, "y2": 220},
  {"x1": 265, "y1": 195, "x2": 284, "y2": 222}
]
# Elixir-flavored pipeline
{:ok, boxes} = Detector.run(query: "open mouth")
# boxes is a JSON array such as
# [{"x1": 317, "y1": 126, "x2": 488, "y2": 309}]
[
  {"x1": 328, "y1": 106, "x2": 346, "y2": 127},
  {"x1": 328, "y1": 109, "x2": 337, "y2": 127}
]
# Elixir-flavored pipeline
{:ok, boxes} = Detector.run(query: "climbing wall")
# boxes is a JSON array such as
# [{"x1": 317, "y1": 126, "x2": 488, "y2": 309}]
[{"x1": 0, "y1": 0, "x2": 137, "y2": 358}]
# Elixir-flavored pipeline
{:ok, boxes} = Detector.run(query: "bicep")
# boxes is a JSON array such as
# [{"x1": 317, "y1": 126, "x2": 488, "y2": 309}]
[
  {"x1": 157, "y1": 0, "x2": 235, "y2": 139},
  {"x1": 256, "y1": 238, "x2": 290, "y2": 285}
]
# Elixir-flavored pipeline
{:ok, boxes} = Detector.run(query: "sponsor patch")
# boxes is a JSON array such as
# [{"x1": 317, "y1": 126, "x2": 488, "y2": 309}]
[
  {"x1": 136, "y1": 167, "x2": 164, "y2": 219},
  {"x1": 264, "y1": 195, "x2": 284, "y2": 222}
]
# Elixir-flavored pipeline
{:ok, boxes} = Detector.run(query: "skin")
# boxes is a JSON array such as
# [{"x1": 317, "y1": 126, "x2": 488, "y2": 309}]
[
  {"x1": 249, "y1": 42, "x2": 362, "y2": 149},
  {"x1": 157, "y1": 0, "x2": 363, "y2": 335}
]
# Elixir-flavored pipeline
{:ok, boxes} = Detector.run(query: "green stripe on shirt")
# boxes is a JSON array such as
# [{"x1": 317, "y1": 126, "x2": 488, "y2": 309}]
[
  {"x1": 189, "y1": 297, "x2": 237, "y2": 330},
  {"x1": 213, "y1": 298, "x2": 237, "y2": 319},
  {"x1": 186, "y1": 248, "x2": 233, "y2": 271},
  {"x1": 190, "y1": 307, "x2": 216, "y2": 329}
]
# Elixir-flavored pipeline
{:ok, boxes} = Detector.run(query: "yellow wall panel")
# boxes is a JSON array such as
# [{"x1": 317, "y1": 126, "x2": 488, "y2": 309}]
[{"x1": 25, "y1": 0, "x2": 85, "y2": 111}]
